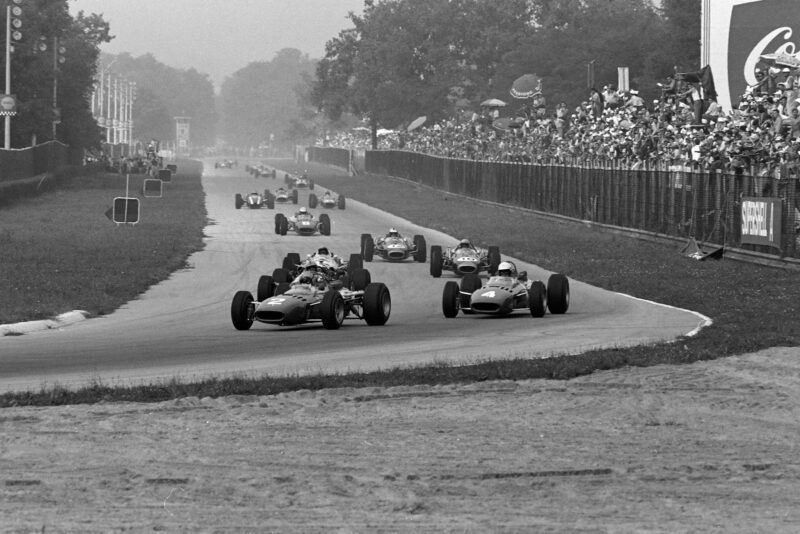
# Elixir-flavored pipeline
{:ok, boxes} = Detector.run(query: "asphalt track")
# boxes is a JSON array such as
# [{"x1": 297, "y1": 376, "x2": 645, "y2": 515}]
[{"x1": 0, "y1": 160, "x2": 710, "y2": 394}]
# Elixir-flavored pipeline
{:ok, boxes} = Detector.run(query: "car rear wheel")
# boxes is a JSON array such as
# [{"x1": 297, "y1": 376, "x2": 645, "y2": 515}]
[
  {"x1": 275, "y1": 282, "x2": 291, "y2": 295},
  {"x1": 529, "y1": 281, "x2": 547, "y2": 318},
  {"x1": 320, "y1": 290, "x2": 345, "y2": 329},
  {"x1": 257, "y1": 275, "x2": 275, "y2": 301},
  {"x1": 413, "y1": 235, "x2": 427, "y2": 262},
  {"x1": 235, "y1": 193, "x2": 243, "y2": 210},
  {"x1": 351, "y1": 268, "x2": 371, "y2": 290},
  {"x1": 547, "y1": 274, "x2": 570, "y2": 314},
  {"x1": 308, "y1": 193, "x2": 318, "y2": 209},
  {"x1": 291, "y1": 190, "x2": 298, "y2": 204},
  {"x1": 442, "y1": 281, "x2": 460, "y2": 318},
  {"x1": 279, "y1": 216, "x2": 288, "y2": 235},
  {"x1": 348, "y1": 253, "x2": 363, "y2": 273},
  {"x1": 361, "y1": 234, "x2": 374, "y2": 262},
  {"x1": 231, "y1": 291, "x2": 254, "y2": 330},
  {"x1": 487, "y1": 246, "x2": 501, "y2": 275},
  {"x1": 363, "y1": 283, "x2": 391, "y2": 325},
  {"x1": 272, "y1": 268, "x2": 291, "y2": 283},
  {"x1": 337, "y1": 195, "x2": 346, "y2": 209},
  {"x1": 274, "y1": 213, "x2": 285, "y2": 234},
  {"x1": 266, "y1": 195, "x2": 274, "y2": 209},
  {"x1": 430, "y1": 245, "x2": 443, "y2": 277}
]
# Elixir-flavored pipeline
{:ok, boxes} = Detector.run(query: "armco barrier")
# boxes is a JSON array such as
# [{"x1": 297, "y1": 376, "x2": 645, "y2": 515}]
[
  {"x1": 308, "y1": 147, "x2": 800, "y2": 260},
  {"x1": 1, "y1": 141, "x2": 68, "y2": 183}
]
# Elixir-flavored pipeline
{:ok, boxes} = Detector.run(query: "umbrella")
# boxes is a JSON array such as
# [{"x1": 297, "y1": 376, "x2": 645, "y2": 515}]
[
  {"x1": 760, "y1": 53, "x2": 800, "y2": 68},
  {"x1": 407, "y1": 116, "x2": 427, "y2": 132},
  {"x1": 376, "y1": 128, "x2": 395, "y2": 136},
  {"x1": 480, "y1": 98, "x2": 507, "y2": 108},
  {"x1": 510, "y1": 73, "x2": 542, "y2": 99}
]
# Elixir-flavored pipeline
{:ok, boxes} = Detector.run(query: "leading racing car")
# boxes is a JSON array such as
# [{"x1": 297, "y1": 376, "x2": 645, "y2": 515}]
[
  {"x1": 231, "y1": 263, "x2": 390, "y2": 330},
  {"x1": 361, "y1": 228, "x2": 426, "y2": 263},
  {"x1": 235, "y1": 191, "x2": 273, "y2": 209},
  {"x1": 430, "y1": 239, "x2": 501, "y2": 277},
  {"x1": 442, "y1": 261, "x2": 569, "y2": 318}
]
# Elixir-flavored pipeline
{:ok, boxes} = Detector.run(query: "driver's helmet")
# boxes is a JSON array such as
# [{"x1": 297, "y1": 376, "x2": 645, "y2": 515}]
[
  {"x1": 317, "y1": 247, "x2": 330, "y2": 256},
  {"x1": 388, "y1": 227, "x2": 400, "y2": 238},
  {"x1": 497, "y1": 261, "x2": 516, "y2": 277},
  {"x1": 298, "y1": 206, "x2": 308, "y2": 215},
  {"x1": 457, "y1": 239, "x2": 472, "y2": 249},
  {"x1": 323, "y1": 190, "x2": 332, "y2": 196}
]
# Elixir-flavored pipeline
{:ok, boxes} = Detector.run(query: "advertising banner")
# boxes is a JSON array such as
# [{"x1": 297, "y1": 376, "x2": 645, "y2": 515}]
[
  {"x1": 704, "y1": 0, "x2": 800, "y2": 111},
  {"x1": 740, "y1": 197, "x2": 783, "y2": 248}
]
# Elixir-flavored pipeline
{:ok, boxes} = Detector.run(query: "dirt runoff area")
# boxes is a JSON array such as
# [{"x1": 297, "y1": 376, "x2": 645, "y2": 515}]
[{"x1": 2, "y1": 348, "x2": 800, "y2": 533}]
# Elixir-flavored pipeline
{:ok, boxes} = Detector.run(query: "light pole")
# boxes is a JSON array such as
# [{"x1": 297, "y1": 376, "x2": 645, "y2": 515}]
[
  {"x1": 2, "y1": 0, "x2": 23, "y2": 149},
  {"x1": 51, "y1": 36, "x2": 65, "y2": 140}
]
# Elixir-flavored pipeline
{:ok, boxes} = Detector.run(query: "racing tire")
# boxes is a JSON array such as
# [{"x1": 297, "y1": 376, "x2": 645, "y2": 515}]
[
  {"x1": 309, "y1": 179, "x2": 315, "y2": 190},
  {"x1": 430, "y1": 245, "x2": 443, "y2": 277},
  {"x1": 348, "y1": 253, "x2": 363, "y2": 273},
  {"x1": 337, "y1": 195, "x2": 346, "y2": 210},
  {"x1": 361, "y1": 234, "x2": 374, "y2": 262},
  {"x1": 235, "y1": 193, "x2": 243, "y2": 210},
  {"x1": 275, "y1": 282, "x2": 291, "y2": 295},
  {"x1": 320, "y1": 290, "x2": 345, "y2": 330},
  {"x1": 547, "y1": 274, "x2": 570, "y2": 314},
  {"x1": 487, "y1": 246, "x2": 501, "y2": 275},
  {"x1": 460, "y1": 273, "x2": 482, "y2": 310},
  {"x1": 528, "y1": 281, "x2": 547, "y2": 318},
  {"x1": 442, "y1": 281, "x2": 460, "y2": 318},
  {"x1": 274, "y1": 213, "x2": 285, "y2": 234},
  {"x1": 271, "y1": 170, "x2": 276, "y2": 179},
  {"x1": 266, "y1": 195, "x2": 274, "y2": 209},
  {"x1": 231, "y1": 291, "x2": 254, "y2": 330},
  {"x1": 413, "y1": 235, "x2": 427, "y2": 263},
  {"x1": 308, "y1": 193, "x2": 318, "y2": 209},
  {"x1": 279, "y1": 216, "x2": 288, "y2": 235},
  {"x1": 257, "y1": 275, "x2": 275, "y2": 302},
  {"x1": 291, "y1": 190, "x2": 299, "y2": 204},
  {"x1": 287, "y1": 252, "x2": 301, "y2": 267},
  {"x1": 363, "y1": 283, "x2": 391, "y2": 326},
  {"x1": 272, "y1": 268, "x2": 291, "y2": 283},
  {"x1": 351, "y1": 268, "x2": 371, "y2": 291},
  {"x1": 319, "y1": 214, "x2": 331, "y2": 236},
  {"x1": 284, "y1": 173, "x2": 291, "y2": 184}
]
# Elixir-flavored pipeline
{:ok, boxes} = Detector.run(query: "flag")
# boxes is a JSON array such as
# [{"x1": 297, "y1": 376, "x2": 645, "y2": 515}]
[{"x1": 677, "y1": 65, "x2": 717, "y2": 100}]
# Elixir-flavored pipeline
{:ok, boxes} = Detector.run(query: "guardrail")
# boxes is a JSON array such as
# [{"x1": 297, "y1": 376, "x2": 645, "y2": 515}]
[
  {"x1": 0, "y1": 141, "x2": 70, "y2": 183},
  {"x1": 309, "y1": 146, "x2": 800, "y2": 260}
]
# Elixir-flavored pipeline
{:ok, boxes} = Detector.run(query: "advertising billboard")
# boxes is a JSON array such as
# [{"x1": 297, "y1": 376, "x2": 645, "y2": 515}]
[{"x1": 703, "y1": 0, "x2": 800, "y2": 111}]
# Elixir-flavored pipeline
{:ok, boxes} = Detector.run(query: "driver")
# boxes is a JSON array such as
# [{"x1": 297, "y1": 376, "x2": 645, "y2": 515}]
[
  {"x1": 496, "y1": 261, "x2": 517, "y2": 278},
  {"x1": 295, "y1": 206, "x2": 312, "y2": 218},
  {"x1": 386, "y1": 227, "x2": 401, "y2": 238},
  {"x1": 456, "y1": 238, "x2": 473, "y2": 250}
]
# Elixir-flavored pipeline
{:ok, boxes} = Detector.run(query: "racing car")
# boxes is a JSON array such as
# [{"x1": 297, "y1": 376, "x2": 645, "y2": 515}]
[
  {"x1": 254, "y1": 164, "x2": 277, "y2": 178},
  {"x1": 430, "y1": 239, "x2": 501, "y2": 277},
  {"x1": 277, "y1": 248, "x2": 363, "y2": 284},
  {"x1": 235, "y1": 191, "x2": 274, "y2": 209},
  {"x1": 442, "y1": 261, "x2": 569, "y2": 318},
  {"x1": 231, "y1": 263, "x2": 390, "y2": 330},
  {"x1": 266, "y1": 187, "x2": 298, "y2": 204},
  {"x1": 361, "y1": 228, "x2": 426, "y2": 262},
  {"x1": 215, "y1": 159, "x2": 237, "y2": 169},
  {"x1": 285, "y1": 171, "x2": 314, "y2": 189},
  {"x1": 308, "y1": 190, "x2": 345, "y2": 210},
  {"x1": 274, "y1": 207, "x2": 331, "y2": 235}
]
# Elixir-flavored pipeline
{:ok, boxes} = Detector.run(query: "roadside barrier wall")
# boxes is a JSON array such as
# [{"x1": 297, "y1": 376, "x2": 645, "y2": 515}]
[
  {"x1": 309, "y1": 146, "x2": 800, "y2": 260},
  {"x1": 0, "y1": 141, "x2": 68, "y2": 183}
]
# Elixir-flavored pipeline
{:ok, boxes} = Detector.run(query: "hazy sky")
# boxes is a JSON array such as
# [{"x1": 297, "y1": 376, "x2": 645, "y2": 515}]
[{"x1": 68, "y1": 0, "x2": 366, "y2": 89}]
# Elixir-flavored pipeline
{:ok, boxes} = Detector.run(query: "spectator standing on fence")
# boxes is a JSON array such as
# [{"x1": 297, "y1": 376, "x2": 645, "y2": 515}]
[
  {"x1": 603, "y1": 85, "x2": 620, "y2": 109},
  {"x1": 589, "y1": 87, "x2": 604, "y2": 120}
]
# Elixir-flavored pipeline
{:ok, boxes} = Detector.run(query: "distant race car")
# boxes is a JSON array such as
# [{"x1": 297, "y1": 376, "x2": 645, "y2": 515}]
[
  {"x1": 361, "y1": 228, "x2": 426, "y2": 262},
  {"x1": 215, "y1": 159, "x2": 236, "y2": 169},
  {"x1": 267, "y1": 187, "x2": 298, "y2": 204},
  {"x1": 235, "y1": 191, "x2": 273, "y2": 209},
  {"x1": 252, "y1": 164, "x2": 277, "y2": 178},
  {"x1": 274, "y1": 207, "x2": 331, "y2": 236},
  {"x1": 285, "y1": 171, "x2": 314, "y2": 189},
  {"x1": 309, "y1": 191, "x2": 345, "y2": 210},
  {"x1": 442, "y1": 261, "x2": 570, "y2": 319},
  {"x1": 430, "y1": 239, "x2": 500, "y2": 277},
  {"x1": 230, "y1": 263, "x2": 390, "y2": 330}
]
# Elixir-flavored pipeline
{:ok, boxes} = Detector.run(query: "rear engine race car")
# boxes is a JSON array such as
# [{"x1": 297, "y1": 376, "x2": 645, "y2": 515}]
[
  {"x1": 442, "y1": 261, "x2": 569, "y2": 319},
  {"x1": 231, "y1": 265, "x2": 390, "y2": 330},
  {"x1": 308, "y1": 191, "x2": 345, "y2": 210},
  {"x1": 215, "y1": 159, "x2": 236, "y2": 169},
  {"x1": 235, "y1": 191, "x2": 273, "y2": 209},
  {"x1": 361, "y1": 228, "x2": 426, "y2": 262},
  {"x1": 275, "y1": 248, "x2": 363, "y2": 287},
  {"x1": 252, "y1": 164, "x2": 277, "y2": 178},
  {"x1": 285, "y1": 171, "x2": 314, "y2": 190},
  {"x1": 274, "y1": 207, "x2": 331, "y2": 236},
  {"x1": 430, "y1": 239, "x2": 500, "y2": 277},
  {"x1": 267, "y1": 187, "x2": 299, "y2": 205}
]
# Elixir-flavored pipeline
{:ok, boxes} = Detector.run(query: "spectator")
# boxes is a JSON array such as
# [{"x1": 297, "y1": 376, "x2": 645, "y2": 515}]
[
  {"x1": 589, "y1": 87, "x2": 604, "y2": 120},
  {"x1": 603, "y1": 85, "x2": 620, "y2": 109}
]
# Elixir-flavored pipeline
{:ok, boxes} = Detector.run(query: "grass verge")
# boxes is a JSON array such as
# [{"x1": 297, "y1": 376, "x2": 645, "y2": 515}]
[{"x1": 2, "y1": 159, "x2": 799, "y2": 407}]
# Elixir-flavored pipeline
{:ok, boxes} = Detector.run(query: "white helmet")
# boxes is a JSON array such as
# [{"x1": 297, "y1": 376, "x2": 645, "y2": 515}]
[
  {"x1": 298, "y1": 206, "x2": 308, "y2": 214},
  {"x1": 388, "y1": 227, "x2": 399, "y2": 237},
  {"x1": 457, "y1": 239, "x2": 471, "y2": 248},
  {"x1": 497, "y1": 261, "x2": 516, "y2": 276}
]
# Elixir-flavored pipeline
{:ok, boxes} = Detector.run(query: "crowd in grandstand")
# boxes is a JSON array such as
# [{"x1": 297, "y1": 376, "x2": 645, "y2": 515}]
[{"x1": 318, "y1": 66, "x2": 800, "y2": 177}]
